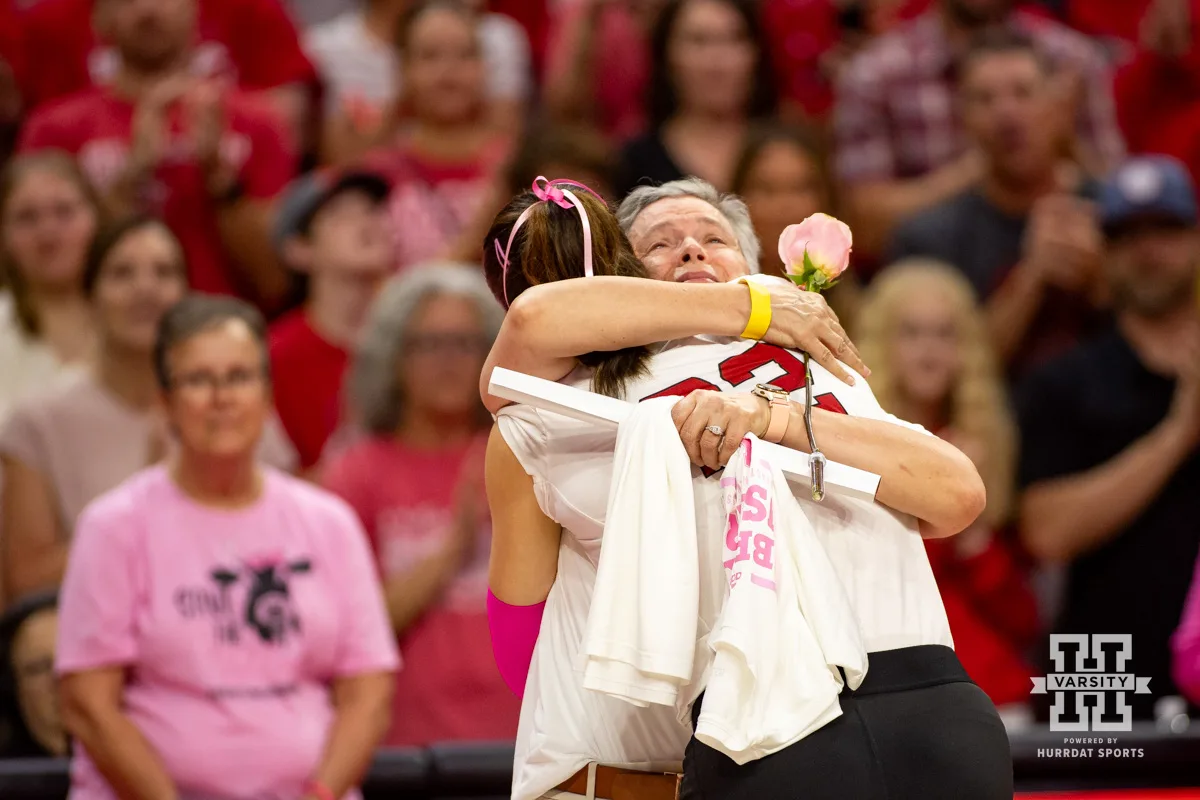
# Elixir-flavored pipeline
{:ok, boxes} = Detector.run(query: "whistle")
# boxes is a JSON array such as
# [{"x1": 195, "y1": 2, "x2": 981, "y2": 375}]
[{"x1": 802, "y1": 353, "x2": 827, "y2": 502}]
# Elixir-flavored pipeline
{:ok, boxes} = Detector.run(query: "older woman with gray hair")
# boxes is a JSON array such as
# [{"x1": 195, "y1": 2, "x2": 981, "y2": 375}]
[{"x1": 322, "y1": 262, "x2": 521, "y2": 747}]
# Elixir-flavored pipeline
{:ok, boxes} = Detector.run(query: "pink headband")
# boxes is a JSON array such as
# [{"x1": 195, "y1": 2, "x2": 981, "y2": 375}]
[{"x1": 495, "y1": 176, "x2": 604, "y2": 307}]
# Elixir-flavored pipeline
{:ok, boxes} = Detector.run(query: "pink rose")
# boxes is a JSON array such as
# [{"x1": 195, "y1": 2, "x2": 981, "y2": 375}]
[{"x1": 777, "y1": 213, "x2": 853, "y2": 291}]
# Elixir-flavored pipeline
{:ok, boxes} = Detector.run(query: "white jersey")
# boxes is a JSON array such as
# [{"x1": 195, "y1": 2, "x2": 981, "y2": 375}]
[{"x1": 497, "y1": 336, "x2": 954, "y2": 800}]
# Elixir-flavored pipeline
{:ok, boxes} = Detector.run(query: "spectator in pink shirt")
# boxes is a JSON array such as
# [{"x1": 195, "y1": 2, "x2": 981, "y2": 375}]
[
  {"x1": 323, "y1": 264, "x2": 519, "y2": 746},
  {"x1": 56, "y1": 293, "x2": 398, "y2": 800}
]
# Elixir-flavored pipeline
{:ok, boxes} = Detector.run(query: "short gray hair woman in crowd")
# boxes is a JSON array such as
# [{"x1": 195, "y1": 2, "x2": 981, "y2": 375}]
[{"x1": 322, "y1": 263, "x2": 520, "y2": 746}]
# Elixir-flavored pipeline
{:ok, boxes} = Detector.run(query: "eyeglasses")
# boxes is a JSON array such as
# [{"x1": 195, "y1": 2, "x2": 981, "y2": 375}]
[
  {"x1": 170, "y1": 366, "x2": 266, "y2": 397},
  {"x1": 404, "y1": 333, "x2": 489, "y2": 358}
]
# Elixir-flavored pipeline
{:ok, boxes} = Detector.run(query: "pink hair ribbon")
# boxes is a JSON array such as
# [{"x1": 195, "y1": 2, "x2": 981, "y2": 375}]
[{"x1": 495, "y1": 176, "x2": 605, "y2": 307}]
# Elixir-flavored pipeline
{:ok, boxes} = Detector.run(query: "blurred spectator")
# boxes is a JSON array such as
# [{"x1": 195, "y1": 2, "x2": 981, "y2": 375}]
[
  {"x1": 857, "y1": 259, "x2": 1038, "y2": 711},
  {"x1": 0, "y1": 591, "x2": 63, "y2": 758},
  {"x1": 0, "y1": 152, "x2": 100, "y2": 420},
  {"x1": 1176, "y1": 547, "x2": 1200, "y2": 705},
  {"x1": 1114, "y1": 0, "x2": 1200, "y2": 187},
  {"x1": 834, "y1": 0, "x2": 1124, "y2": 255},
  {"x1": 616, "y1": 0, "x2": 777, "y2": 197},
  {"x1": 1018, "y1": 156, "x2": 1200, "y2": 720},
  {"x1": 0, "y1": 217, "x2": 296, "y2": 604},
  {"x1": 729, "y1": 121, "x2": 864, "y2": 322},
  {"x1": 18, "y1": 0, "x2": 299, "y2": 309},
  {"x1": 542, "y1": 0, "x2": 665, "y2": 141},
  {"x1": 504, "y1": 122, "x2": 616, "y2": 200},
  {"x1": 761, "y1": 0, "x2": 932, "y2": 121},
  {"x1": 270, "y1": 168, "x2": 394, "y2": 474},
  {"x1": 18, "y1": 0, "x2": 316, "y2": 144},
  {"x1": 55, "y1": 294, "x2": 397, "y2": 800},
  {"x1": 308, "y1": 0, "x2": 532, "y2": 164},
  {"x1": 730, "y1": 123, "x2": 831, "y2": 276},
  {"x1": 367, "y1": 1, "x2": 512, "y2": 272},
  {"x1": 889, "y1": 29, "x2": 1108, "y2": 374},
  {"x1": 323, "y1": 265, "x2": 519, "y2": 746},
  {"x1": 444, "y1": 119, "x2": 616, "y2": 266}
]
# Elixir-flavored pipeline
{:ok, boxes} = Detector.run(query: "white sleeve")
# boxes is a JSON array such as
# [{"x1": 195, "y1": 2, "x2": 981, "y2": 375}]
[
  {"x1": 496, "y1": 404, "x2": 615, "y2": 534},
  {"x1": 480, "y1": 14, "x2": 532, "y2": 101},
  {"x1": 496, "y1": 405, "x2": 557, "y2": 521}
]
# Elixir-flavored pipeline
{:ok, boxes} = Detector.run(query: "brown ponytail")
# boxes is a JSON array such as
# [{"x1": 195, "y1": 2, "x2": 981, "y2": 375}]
[{"x1": 483, "y1": 189, "x2": 652, "y2": 398}]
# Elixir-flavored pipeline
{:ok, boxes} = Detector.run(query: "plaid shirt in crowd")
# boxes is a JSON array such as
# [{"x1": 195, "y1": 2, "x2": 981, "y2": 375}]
[{"x1": 833, "y1": 10, "x2": 1125, "y2": 184}]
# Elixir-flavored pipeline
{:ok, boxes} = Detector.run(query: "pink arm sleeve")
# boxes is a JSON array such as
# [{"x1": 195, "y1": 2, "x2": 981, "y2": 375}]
[
  {"x1": 1171, "y1": 554, "x2": 1200, "y2": 705},
  {"x1": 487, "y1": 589, "x2": 545, "y2": 698}
]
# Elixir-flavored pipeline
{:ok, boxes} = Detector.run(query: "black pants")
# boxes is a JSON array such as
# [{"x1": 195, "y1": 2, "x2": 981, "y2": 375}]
[{"x1": 679, "y1": 645, "x2": 1013, "y2": 800}]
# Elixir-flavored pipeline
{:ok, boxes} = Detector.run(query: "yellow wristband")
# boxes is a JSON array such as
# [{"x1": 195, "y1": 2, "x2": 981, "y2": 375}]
[{"x1": 737, "y1": 277, "x2": 772, "y2": 340}]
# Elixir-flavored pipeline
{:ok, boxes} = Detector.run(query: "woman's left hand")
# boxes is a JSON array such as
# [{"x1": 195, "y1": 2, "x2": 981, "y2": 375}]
[{"x1": 671, "y1": 390, "x2": 770, "y2": 471}]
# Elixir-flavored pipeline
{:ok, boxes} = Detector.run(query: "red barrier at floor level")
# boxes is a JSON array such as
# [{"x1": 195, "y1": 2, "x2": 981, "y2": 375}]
[{"x1": 1019, "y1": 792, "x2": 1200, "y2": 799}]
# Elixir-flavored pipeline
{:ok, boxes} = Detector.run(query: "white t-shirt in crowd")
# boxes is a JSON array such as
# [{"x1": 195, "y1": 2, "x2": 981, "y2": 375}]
[
  {"x1": 0, "y1": 292, "x2": 83, "y2": 423},
  {"x1": 304, "y1": 10, "x2": 532, "y2": 117},
  {"x1": 498, "y1": 335, "x2": 955, "y2": 800}
]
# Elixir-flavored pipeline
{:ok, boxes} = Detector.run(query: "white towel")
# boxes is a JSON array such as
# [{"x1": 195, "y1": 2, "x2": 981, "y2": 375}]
[
  {"x1": 581, "y1": 397, "x2": 699, "y2": 708},
  {"x1": 696, "y1": 435, "x2": 869, "y2": 764}
]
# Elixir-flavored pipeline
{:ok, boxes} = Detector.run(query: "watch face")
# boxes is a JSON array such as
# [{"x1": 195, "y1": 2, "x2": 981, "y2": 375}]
[{"x1": 757, "y1": 383, "x2": 784, "y2": 393}]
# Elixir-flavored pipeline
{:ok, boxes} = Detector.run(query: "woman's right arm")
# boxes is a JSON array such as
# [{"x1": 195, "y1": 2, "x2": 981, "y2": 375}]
[
  {"x1": 1, "y1": 456, "x2": 68, "y2": 604},
  {"x1": 60, "y1": 669, "x2": 178, "y2": 800},
  {"x1": 481, "y1": 277, "x2": 865, "y2": 412}
]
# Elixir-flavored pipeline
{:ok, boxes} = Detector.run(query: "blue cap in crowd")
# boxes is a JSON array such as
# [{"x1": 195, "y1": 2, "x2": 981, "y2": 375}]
[
  {"x1": 1099, "y1": 155, "x2": 1198, "y2": 234},
  {"x1": 273, "y1": 167, "x2": 391, "y2": 251}
]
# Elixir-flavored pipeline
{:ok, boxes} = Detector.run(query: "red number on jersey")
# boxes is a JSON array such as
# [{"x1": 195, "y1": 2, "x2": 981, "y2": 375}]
[
  {"x1": 719, "y1": 343, "x2": 807, "y2": 391},
  {"x1": 813, "y1": 392, "x2": 847, "y2": 415}
]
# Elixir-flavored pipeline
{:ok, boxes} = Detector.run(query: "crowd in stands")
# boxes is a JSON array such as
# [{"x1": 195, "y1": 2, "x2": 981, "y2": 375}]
[{"x1": 0, "y1": 0, "x2": 1199, "y2": 780}]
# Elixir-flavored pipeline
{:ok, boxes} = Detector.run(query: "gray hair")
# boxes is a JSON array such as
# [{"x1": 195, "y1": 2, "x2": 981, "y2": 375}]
[
  {"x1": 349, "y1": 262, "x2": 503, "y2": 435},
  {"x1": 616, "y1": 177, "x2": 762, "y2": 272}
]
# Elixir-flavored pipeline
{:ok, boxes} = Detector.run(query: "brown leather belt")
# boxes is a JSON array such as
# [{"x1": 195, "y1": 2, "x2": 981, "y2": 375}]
[{"x1": 554, "y1": 764, "x2": 681, "y2": 800}]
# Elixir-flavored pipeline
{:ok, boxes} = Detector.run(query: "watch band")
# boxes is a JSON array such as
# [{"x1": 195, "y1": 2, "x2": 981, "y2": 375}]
[
  {"x1": 763, "y1": 395, "x2": 790, "y2": 443},
  {"x1": 751, "y1": 384, "x2": 791, "y2": 443}
]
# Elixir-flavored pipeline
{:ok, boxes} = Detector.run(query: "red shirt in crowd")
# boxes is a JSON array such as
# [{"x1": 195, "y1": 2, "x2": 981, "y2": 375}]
[
  {"x1": 268, "y1": 310, "x2": 349, "y2": 472},
  {"x1": 17, "y1": 0, "x2": 315, "y2": 110},
  {"x1": 1111, "y1": 0, "x2": 1200, "y2": 185},
  {"x1": 924, "y1": 531, "x2": 1040, "y2": 707},
  {"x1": 19, "y1": 87, "x2": 295, "y2": 298},
  {"x1": 322, "y1": 435, "x2": 521, "y2": 746}
]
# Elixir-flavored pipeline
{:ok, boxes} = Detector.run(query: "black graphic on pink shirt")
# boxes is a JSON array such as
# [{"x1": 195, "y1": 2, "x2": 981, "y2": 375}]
[{"x1": 175, "y1": 557, "x2": 312, "y2": 646}]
